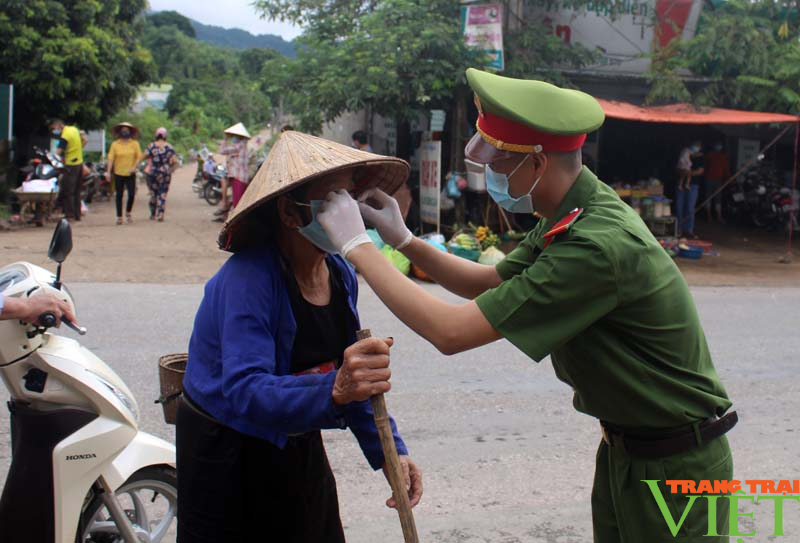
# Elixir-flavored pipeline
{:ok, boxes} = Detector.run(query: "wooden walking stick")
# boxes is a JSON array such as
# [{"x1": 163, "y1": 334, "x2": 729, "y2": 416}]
[{"x1": 356, "y1": 329, "x2": 419, "y2": 543}]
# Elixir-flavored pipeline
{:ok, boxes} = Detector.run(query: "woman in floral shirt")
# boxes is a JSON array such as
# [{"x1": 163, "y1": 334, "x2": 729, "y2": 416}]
[{"x1": 145, "y1": 127, "x2": 178, "y2": 221}]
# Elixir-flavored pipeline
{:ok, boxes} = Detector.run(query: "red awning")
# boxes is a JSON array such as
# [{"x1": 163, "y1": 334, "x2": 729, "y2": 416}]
[{"x1": 597, "y1": 99, "x2": 800, "y2": 125}]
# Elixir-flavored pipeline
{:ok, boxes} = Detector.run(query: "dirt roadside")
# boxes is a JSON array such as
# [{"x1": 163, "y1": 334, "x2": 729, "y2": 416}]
[
  {"x1": 2, "y1": 163, "x2": 799, "y2": 286},
  {"x1": 1, "y1": 163, "x2": 229, "y2": 283}
]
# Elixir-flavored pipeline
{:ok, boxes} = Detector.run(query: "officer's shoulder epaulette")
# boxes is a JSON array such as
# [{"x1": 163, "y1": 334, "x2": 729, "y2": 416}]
[{"x1": 543, "y1": 208, "x2": 583, "y2": 249}]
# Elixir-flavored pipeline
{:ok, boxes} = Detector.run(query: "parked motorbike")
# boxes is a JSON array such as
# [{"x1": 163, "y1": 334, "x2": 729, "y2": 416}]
[
  {"x1": 203, "y1": 164, "x2": 227, "y2": 206},
  {"x1": 82, "y1": 162, "x2": 110, "y2": 204},
  {"x1": 725, "y1": 162, "x2": 783, "y2": 229},
  {"x1": 0, "y1": 219, "x2": 177, "y2": 543},
  {"x1": 21, "y1": 146, "x2": 64, "y2": 190}
]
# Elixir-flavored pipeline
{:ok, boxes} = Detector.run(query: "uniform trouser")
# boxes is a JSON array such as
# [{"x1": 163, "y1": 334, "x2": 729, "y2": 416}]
[
  {"x1": 58, "y1": 164, "x2": 83, "y2": 221},
  {"x1": 592, "y1": 435, "x2": 732, "y2": 542},
  {"x1": 176, "y1": 395, "x2": 345, "y2": 543}
]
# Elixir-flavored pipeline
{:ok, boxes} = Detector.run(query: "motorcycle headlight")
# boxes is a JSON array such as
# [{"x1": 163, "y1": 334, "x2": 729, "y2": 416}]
[{"x1": 87, "y1": 371, "x2": 139, "y2": 422}]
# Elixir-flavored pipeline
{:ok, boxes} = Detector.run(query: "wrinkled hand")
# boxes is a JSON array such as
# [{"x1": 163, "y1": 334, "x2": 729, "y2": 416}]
[
  {"x1": 358, "y1": 188, "x2": 413, "y2": 249},
  {"x1": 318, "y1": 189, "x2": 372, "y2": 256},
  {"x1": 332, "y1": 337, "x2": 394, "y2": 405},
  {"x1": 383, "y1": 455, "x2": 423, "y2": 509}
]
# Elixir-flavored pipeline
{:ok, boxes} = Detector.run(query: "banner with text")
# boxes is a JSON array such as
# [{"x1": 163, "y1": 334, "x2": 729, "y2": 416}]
[
  {"x1": 461, "y1": 3, "x2": 504, "y2": 71},
  {"x1": 420, "y1": 141, "x2": 442, "y2": 230}
]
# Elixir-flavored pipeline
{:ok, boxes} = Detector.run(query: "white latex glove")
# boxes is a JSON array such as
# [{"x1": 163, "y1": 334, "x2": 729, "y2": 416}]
[
  {"x1": 358, "y1": 188, "x2": 413, "y2": 249},
  {"x1": 317, "y1": 189, "x2": 373, "y2": 257}
]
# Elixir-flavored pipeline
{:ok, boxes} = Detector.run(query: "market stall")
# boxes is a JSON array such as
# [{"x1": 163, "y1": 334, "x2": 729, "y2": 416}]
[{"x1": 591, "y1": 99, "x2": 800, "y2": 256}]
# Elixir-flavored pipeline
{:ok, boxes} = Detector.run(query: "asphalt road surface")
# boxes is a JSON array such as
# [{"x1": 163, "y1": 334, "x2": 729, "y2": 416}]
[{"x1": 1, "y1": 282, "x2": 798, "y2": 542}]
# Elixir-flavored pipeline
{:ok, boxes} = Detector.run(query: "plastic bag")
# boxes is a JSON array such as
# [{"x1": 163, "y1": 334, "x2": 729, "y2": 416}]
[
  {"x1": 367, "y1": 229, "x2": 385, "y2": 250},
  {"x1": 380, "y1": 245, "x2": 411, "y2": 275},
  {"x1": 446, "y1": 173, "x2": 462, "y2": 199},
  {"x1": 478, "y1": 246, "x2": 506, "y2": 266}
]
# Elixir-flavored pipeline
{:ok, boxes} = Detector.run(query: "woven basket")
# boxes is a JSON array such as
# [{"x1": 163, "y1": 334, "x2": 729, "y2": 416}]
[{"x1": 157, "y1": 353, "x2": 187, "y2": 425}]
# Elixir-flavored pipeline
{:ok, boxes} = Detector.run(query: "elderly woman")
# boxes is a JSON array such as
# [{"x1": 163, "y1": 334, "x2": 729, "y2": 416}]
[{"x1": 177, "y1": 131, "x2": 422, "y2": 543}]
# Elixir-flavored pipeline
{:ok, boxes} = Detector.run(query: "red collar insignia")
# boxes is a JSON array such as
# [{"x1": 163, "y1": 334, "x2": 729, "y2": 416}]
[{"x1": 542, "y1": 208, "x2": 583, "y2": 248}]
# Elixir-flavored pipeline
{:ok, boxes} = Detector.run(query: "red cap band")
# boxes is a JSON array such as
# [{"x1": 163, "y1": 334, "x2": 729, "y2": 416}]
[{"x1": 477, "y1": 111, "x2": 587, "y2": 153}]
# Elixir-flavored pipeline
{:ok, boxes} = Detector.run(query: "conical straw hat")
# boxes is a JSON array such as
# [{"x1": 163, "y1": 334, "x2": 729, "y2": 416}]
[
  {"x1": 219, "y1": 131, "x2": 410, "y2": 251},
  {"x1": 224, "y1": 122, "x2": 251, "y2": 139},
  {"x1": 111, "y1": 122, "x2": 140, "y2": 139}
]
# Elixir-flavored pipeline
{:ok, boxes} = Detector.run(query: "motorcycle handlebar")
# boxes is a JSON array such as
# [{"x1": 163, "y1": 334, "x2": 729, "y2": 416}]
[{"x1": 38, "y1": 313, "x2": 87, "y2": 335}]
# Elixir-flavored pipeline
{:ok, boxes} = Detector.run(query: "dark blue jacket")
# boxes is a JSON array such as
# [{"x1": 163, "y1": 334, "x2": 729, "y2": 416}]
[{"x1": 184, "y1": 245, "x2": 407, "y2": 470}]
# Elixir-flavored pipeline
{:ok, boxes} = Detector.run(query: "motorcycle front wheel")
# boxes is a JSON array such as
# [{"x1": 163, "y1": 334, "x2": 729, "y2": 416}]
[
  {"x1": 76, "y1": 465, "x2": 177, "y2": 543},
  {"x1": 204, "y1": 184, "x2": 221, "y2": 206}
]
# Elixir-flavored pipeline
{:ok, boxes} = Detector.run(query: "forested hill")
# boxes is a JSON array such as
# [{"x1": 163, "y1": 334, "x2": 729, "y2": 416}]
[{"x1": 190, "y1": 19, "x2": 295, "y2": 56}]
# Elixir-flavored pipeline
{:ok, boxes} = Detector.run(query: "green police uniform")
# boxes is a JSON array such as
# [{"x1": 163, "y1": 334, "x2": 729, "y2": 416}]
[{"x1": 466, "y1": 69, "x2": 735, "y2": 542}]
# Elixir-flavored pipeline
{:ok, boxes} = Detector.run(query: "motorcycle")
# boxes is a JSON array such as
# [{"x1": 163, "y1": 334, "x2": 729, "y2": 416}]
[
  {"x1": 82, "y1": 162, "x2": 110, "y2": 204},
  {"x1": 21, "y1": 146, "x2": 64, "y2": 191},
  {"x1": 203, "y1": 163, "x2": 227, "y2": 206},
  {"x1": 0, "y1": 219, "x2": 177, "y2": 543}
]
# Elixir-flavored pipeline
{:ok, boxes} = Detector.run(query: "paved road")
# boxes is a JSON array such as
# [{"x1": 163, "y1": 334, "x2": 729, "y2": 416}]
[{"x1": 1, "y1": 282, "x2": 798, "y2": 542}]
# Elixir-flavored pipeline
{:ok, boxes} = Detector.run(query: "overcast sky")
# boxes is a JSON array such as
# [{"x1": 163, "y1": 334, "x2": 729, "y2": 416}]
[{"x1": 148, "y1": 0, "x2": 303, "y2": 40}]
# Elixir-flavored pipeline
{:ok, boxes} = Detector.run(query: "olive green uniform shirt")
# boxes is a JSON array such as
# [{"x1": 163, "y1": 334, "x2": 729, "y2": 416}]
[{"x1": 476, "y1": 167, "x2": 731, "y2": 429}]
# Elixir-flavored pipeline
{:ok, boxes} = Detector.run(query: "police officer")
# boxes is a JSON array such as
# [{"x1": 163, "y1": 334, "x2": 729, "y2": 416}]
[{"x1": 316, "y1": 68, "x2": 736, "y2": 542}]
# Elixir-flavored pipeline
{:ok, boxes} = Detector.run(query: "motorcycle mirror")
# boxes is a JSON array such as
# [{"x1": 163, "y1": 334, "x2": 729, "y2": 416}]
[
  {"x1": 48, "y1": 219, "x2": 72, "y2": 290},
  {"x1": 48, "y1": 218, "x2": 73, "y2": 264}
]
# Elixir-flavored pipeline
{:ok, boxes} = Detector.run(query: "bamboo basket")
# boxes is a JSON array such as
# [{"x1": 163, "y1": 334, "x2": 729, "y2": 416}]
[{"x1": 157, "y1": 353, "x2": 187, "y2": 425}]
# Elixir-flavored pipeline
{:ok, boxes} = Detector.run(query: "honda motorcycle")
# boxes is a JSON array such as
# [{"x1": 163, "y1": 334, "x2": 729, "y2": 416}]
[{"x1": 0, "y1": 220, "x2": 177, "y2": 543}]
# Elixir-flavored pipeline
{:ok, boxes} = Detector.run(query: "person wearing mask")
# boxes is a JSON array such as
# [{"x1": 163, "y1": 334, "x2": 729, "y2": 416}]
[
  {"x1": 106, "y1": 122, "x2": 143, "y2": 225},
  {"x1": 144, "y1": 127, "x2": 177, "y2": 222},
  {"x1": 182, "y1": 130, "x2": 422, "y2": 542},
  {"x1": 213, "y1": 122, "x2": 251, "y2": 222},
  {"x1": 704, "y1": 142, "x2": 731, "y2": 224},
  {"x1": 351, "y1": 130, "x2": 373, "y2": 152},
  {"x1": 49, "y1": 118, "x2": 84, "y2": 221},
  {"x1": 317, "y1": 68, "x2": 735, "y2": 543}
]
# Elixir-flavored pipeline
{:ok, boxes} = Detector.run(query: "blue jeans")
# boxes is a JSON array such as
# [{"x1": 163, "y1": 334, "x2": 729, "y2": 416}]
[{"x1": 676, "y1": 183, "x2": 699, "y2": 235}]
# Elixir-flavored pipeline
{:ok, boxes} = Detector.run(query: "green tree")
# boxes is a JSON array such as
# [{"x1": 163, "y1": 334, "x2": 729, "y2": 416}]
[
  {"x1": 0, "y1": 0, "x2": 154, "y2": 139},
  {"x1": 147, "y1": 10, "x2": 196, "y2": 38},
  {"x1": 647, "y1": 0, "x2": 800, "y2": 113},
  {"x1": 255, "y1": 0, "x2": 479, "y2": 132},
  {"x1": 255, "y1": 0, "x2": 598, "y2": 133}
]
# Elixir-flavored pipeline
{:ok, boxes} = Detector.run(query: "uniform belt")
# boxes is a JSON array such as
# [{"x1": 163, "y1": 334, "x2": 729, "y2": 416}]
[{"x1": 600, "y1": 411, "x2": 738, "y2": 459}]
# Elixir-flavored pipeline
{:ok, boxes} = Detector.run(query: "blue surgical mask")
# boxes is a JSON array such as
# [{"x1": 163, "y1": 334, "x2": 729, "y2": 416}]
[
  {"x1": 231, "y1": 136, "x2": 240, "y2": 144},
  {"x1": 295, "y1": 199, "x2": 339, "y2": 254},
  {"x1": 486, "y1": 154, "x2": 541, "y2": 214},
  {"x1": 52, "y1": 129, "x2": 62, "y2": 137}
]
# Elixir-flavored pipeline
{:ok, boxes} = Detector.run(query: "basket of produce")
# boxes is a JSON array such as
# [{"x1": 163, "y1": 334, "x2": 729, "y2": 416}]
[
  {"x1": 157, "y1": 353, "x2": 188, "y2": 425},
  {"x1": 449, "y1": 232, "x2": 482, "y2": 261}
]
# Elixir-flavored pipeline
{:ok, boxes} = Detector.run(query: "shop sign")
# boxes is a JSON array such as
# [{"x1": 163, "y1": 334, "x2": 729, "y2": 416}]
[
  {"x1": 524, "y1": 0, "x2": 703, "y2": 74},
  {"x1": 737, "y1": 138, "x2": 761, "y2": 171},
  {"x1": 461, "y1": 3, "x2": 505, "y2": 71},
  {"x1": 420, "y1": 141, "x2": 442, "y2": 230}
]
